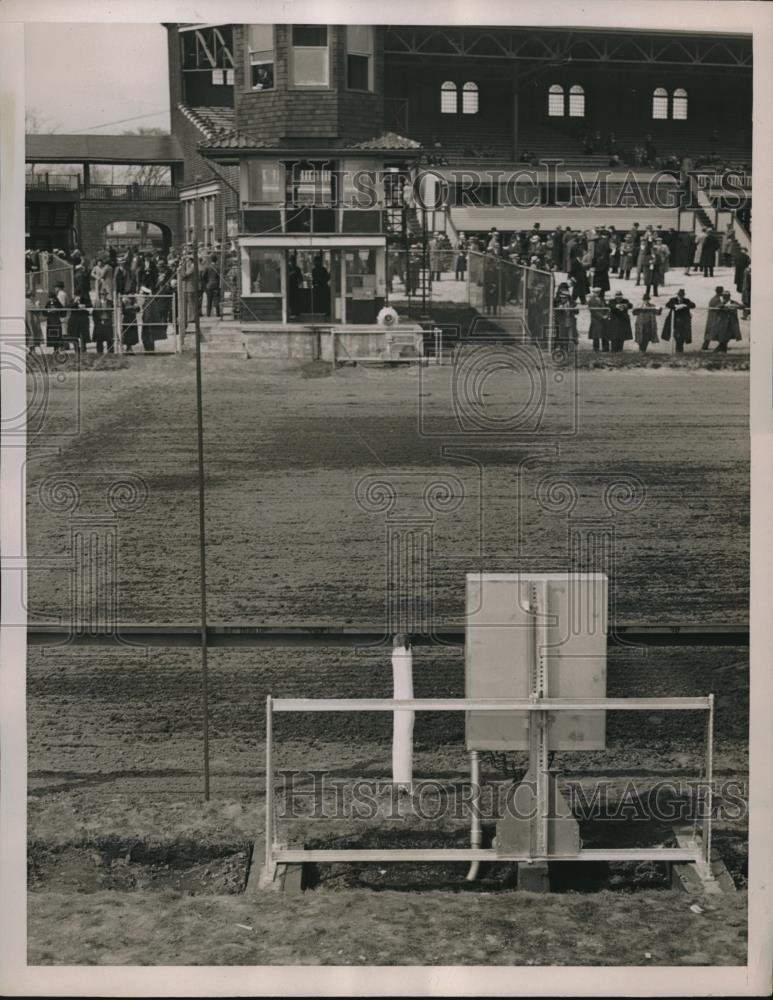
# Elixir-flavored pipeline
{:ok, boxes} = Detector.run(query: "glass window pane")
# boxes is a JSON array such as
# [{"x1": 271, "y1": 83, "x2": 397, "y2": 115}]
[
  {"x1": 441, "y1": 82, "x2": 457, "y2": 113},
  {"x1": 248, "y1": 25, "x2": 273, "y2": 51},
  {"x1": 569, "y1": 92, "x2": 585, "y2": 117},
  {"x1": 248, "y1": 161, "x2": 282, "y2": 203},
  {"x1": 248, "y1": 249, "x2": 282, "y2": 294},
  {"x1": 347, "y1": 26, "x2": 373, "y2": 55},
  {"x1": 345, "y1": 248, "x2": 377, "y2": 295},
  {"x1": 462, "y1": 82, "x2": 478, "y2": 114},
  {"x1": 293, "y1": 25, "x2": 327, "y2": 47},
  {"x1": 652, "y1": 92, "x2": 668, "y2": 119},
  {"x1": 293, "y1": 47, "x2": 329, "y2": 87},
  {"x1": 672, "y1": 89, "x2": 688, "y2": 120},
  {"x1": 548, "y1": 85, "x2": 564, "y2": 117}
]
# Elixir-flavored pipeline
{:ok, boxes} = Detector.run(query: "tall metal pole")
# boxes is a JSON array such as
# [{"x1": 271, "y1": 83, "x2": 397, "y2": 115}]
[{"x1": 192, "y1": 242, "x2": 211, "y2": 800}]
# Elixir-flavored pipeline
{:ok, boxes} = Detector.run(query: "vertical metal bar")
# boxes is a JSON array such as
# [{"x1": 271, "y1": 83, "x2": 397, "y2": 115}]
[
  {"x1": 171, "y1": 287, "x2": 178, "y2": 354},
  {"x1": 536, "y1": 579, "x2": 549, "y2": 857},
  {"x1": 703, "y1": 693, "x2": 714, "y2": 864},
  {"x1": 192, "y1": 242, "x2": 211, "y2": 800},
  {"x1": 265, "y1": 695, "x2": 274, "y2": 872}
]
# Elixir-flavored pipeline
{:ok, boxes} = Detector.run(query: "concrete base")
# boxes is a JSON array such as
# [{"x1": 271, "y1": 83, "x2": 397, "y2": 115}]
[
  {"x1": 246, "y1": 858, "x2": 304, "y2": 895},
  {"x1": 516, "y1": 860, "x2": 551, "y2": 893},
  {"x1": 670, "y1": 827, "x2": 736, "y2": 895},
  {"x1": 188, "y1": 320, "x2": 425, "y2": 361}
]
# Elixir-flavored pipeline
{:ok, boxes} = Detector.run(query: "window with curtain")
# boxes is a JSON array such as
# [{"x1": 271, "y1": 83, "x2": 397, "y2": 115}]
[
  {"x1": 291, "y1": 24, "x2": 329, "y2": 87},
  {"x1": 672, "y1": 88, "x2": 688, "y2": 120},
  {"x1": 441, "y1": 80, "x2": 457, "y2": 114},
  {"x1": 548, "y1": 84, "x2": 564, "y2": 117},
  {"x1": 569, "y1": 84, "x2": 585, "y2": 117},
  {"x1": 346, "y1": 26, "x2": 374, "y2": 91},
  {"x1": 652, "y1": 87, "x2": 668, "y2": 120},
  {"x1": 247, "y1": 25, "x2": 274, "y2": 90},
  {"x1": 462, "y1": 82, "x2": 479, "y2": 114}
]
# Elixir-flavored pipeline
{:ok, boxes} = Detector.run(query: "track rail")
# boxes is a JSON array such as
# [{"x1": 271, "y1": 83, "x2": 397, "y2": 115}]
[{"x1": 25, "y1": 622, "x2": 749, "y2": 648}]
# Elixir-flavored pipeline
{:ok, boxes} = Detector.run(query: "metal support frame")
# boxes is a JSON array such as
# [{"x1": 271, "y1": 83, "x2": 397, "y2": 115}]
[{"x1": 264, "y1": 693, "x2": 714, "y2": 870}]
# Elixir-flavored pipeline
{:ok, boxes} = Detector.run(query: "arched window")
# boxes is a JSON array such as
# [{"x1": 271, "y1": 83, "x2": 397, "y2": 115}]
[
  {"x1": 462, "y1": 81, "x2": 479, "y2": 115},
  {"x1": 652, "y1": 87, "x2": 668, "y2": 120},
  {"x1": 441, "y1": 80, "x2": 457, "y2": 114},
  {"x1": 548, "y1": 83, "x2": 564, "y2": 117},
  {"x1": 672, "y1": 87, "x2": 688, "y2": 120},
  {"x1": 569, "y1": 84, "x2": 585, "y2": 118}
]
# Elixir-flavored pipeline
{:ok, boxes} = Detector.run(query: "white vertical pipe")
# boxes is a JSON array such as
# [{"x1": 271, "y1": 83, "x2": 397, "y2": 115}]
[
  {"x1": 466, "y1": 750, "x2": 482, "y2": 881},
  {"x1": 391, "y1": 633, "x2": 414, "y2": 789}
]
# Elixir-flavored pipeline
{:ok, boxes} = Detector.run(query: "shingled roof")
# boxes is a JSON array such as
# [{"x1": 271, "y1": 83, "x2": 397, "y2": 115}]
[
  {"x1": 345, "y1": 132, "x2": 422, "y2": 151},
  {"x1": 200, "y1": 129, "x2": 422, "y2": 155},
  {"x1": 177, "y1": 104, "x2": 237, "y2": 140}
]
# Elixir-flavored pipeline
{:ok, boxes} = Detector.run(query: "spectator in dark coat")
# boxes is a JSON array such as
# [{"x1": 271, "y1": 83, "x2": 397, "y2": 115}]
[
  {"x1": 633, "y1": 293, "x2": 661, "y2": 353},
  {"x1": 92, "y1": 296, "x2": 114, "y2": 354},
  {"x1": 204, "y1": 254, "x2": 221, "y2": 317},
  {"x1": 733, "y1": 247, "x2": 750, "y2": 294},
  {"x1": 592, "y1": 231, "x2": 611, "y2": 294},
  {"x1": 700, "y1": 227, "x2": 719, "y2": 277},
  {"x1": 587, "y1": 287, "x2": 610, "y2": 352},
  {"x1": 68, "y1": 295, "x2": 91, "y2": 352},
  {"x1": 661, "y1": 288, "x2": 696, "y2": 353},
  {"x1": 701, "y1": 285, "x2": 725, "y2": 349},
  {"x1": 712, "y1": 292, "x2": 743, "y2": 352},
  {"x1": 607, "y1": 291, "x2": 633, "y2": 351}
]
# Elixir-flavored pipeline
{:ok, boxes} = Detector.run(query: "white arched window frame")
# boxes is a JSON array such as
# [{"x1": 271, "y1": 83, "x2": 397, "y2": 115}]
[
  {"x1": 462, "y1": 81, "x2": 479, "y2": 114},
  {"x1": 548, "y1": 83, "x2": 564, "y2": 117},
  {"x1": 569, "y1": 84, "x2": 585, "y2": 118},
  {"x1": 441, "y1": 80, "x2": 457, "y2": 114},
  {"x1": 652, "y1": 87, "x2": 668, "y2": 120},
  {"x1": 672, "y1": 88, "x2": 688, "y2": 120}
]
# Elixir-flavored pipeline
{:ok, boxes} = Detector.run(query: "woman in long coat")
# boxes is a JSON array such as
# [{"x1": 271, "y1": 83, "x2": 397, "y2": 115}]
[
  {"x1": 568, "y1": 242, "x2": 589, "y2": 304},
  {"x1": 701, "y1": 286, "x2": 725, "y2": 349},
  {"x1": 661, "y1": 289, "x2": 696, "y2": 353},
  {"x1": 607, "y1": 292, "x2": 634, "y2": 352},
  {"x1": 633, "y1": 294, "x2": 661, "y2": 353},
  {"x1": 712, "y1": 294, "x2": 743, "y2": 352}
]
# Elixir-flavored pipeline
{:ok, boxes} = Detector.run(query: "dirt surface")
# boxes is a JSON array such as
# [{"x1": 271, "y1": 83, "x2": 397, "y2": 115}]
[{"x1": 24, "y1": 352, "x2": 749, "y2": 964}]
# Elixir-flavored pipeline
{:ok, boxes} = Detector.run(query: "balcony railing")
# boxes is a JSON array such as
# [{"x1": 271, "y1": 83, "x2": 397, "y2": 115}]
[
  {"x1": 25, "y1": 173, "x2": 80, "y2": 192},
  {"x1": 84, "y1": 183, "x2": 179, "y2": 201},
  {"x1": 239, "y1": 204, "x2": 389, "y2": 237}
]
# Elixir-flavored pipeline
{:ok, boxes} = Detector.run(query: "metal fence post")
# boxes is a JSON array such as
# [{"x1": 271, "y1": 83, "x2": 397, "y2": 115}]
[{"x1": 265, "y1": 695, "x2": 274, "y2": 873}]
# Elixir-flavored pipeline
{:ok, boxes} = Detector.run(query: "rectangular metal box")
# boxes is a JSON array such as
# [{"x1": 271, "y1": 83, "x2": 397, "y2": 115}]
[{"x1": 465, "y1": 572, "x2": 607, "y2": 751}]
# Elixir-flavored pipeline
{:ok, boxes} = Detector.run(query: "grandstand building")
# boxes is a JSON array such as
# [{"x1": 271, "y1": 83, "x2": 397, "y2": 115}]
[
  {"x1": 188, "y1": 23, "x2": 751, "y2": 325},
  {"x1": 25, "y1": 24, "x2": 752, "y2": 328}
]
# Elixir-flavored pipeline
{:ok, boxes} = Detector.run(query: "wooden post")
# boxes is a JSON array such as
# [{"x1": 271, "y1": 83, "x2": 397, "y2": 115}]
[{"x1": 392, "y1": 634, "x2": 414, "y2": 789}]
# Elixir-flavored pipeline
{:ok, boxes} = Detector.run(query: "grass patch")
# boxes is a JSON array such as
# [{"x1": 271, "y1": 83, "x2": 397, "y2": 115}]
[{"x1": 28, "y1": 886, "x2": 747, "y2": 966}]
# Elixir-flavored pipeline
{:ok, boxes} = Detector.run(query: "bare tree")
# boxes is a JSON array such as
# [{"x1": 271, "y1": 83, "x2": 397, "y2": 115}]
[
  {"x1": 26, "y1": 108, "x2": 60, "y2": 175},
  {"x1": 120, "y1": 126, "x2": 171, "y2": 186}
]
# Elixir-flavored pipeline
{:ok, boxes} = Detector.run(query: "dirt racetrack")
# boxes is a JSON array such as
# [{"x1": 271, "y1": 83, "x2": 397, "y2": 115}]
[{"x1": 24, "y1": 351, "x2": 750, "y2": 964}]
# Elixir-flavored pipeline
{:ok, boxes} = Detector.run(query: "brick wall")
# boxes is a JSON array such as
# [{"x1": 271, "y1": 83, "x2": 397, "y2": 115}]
[
  {"x1": 234, "y1": 25, "x2": 385, "y2": 144},
  {"x1": 79, "y1": 200, "x2": 181, "y2": 259}
]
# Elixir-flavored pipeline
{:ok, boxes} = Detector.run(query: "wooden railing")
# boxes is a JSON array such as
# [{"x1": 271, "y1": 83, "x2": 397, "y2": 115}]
[{"x1": 83, "y1": 183, "x2": 178, "y2": 201}]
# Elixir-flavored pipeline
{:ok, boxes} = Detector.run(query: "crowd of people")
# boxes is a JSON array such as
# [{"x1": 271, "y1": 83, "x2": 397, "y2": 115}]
[
  {"x1": 25, "y1": 244, "x2": 233, "y2": 354},
  {"x1": 408, "y1": 219, "x2": 750, "y2": 353}
]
